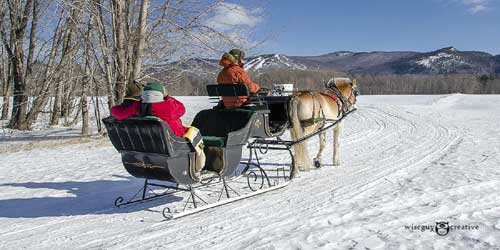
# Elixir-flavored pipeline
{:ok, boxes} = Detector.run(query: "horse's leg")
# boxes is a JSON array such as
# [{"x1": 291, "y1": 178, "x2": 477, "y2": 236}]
[
  {"x1": 314, "y1": 131, "x2": 326, "y2": 168},
  {"x1": 333, "y1": 120, "x2": 344, "y2": 166}
]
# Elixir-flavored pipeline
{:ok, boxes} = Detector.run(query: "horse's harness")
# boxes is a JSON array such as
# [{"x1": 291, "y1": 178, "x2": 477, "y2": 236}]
[
  {"x1": 300, "y1": 83, "x2": 358, "y2": 127},
  {"x1": 329, "y1": 83, "x2": 358, "y2": 115}
]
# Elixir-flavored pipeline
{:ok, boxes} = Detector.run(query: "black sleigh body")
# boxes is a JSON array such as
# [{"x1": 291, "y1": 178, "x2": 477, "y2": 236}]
[
  {"x1": 103, "y1": 84, "x2": 295, "y2": 215},
  {"x1": 103, "y1": 116, "x2": 200, "y2": 185}
]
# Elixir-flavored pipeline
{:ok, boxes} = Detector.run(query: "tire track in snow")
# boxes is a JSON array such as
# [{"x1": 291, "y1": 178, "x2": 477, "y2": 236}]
[
  {"x1": 100, "y1": 104, "x2": 462, "y2": 250},
  {"x1": 216, "y1": 105, "x2": 461, "y2": 250},
  {"x1": 0, "y1": 102, "x2": 467, "y2": 250},
  {"x1": 218, "y1": 105, "x2": 459, "y2": 250},
  {"x1": 328, "y1": 105, "x2": 457, "y2": 202}
]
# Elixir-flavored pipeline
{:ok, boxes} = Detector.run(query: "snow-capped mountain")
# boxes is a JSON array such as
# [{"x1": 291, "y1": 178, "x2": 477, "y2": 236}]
[
  {"x1": 295, "y1": 51, "x2": 419, "y2": 73},
  {"x1": 243, "y1": 47, "x2": 500, "y2": 75},
  {"x1": 293, "y1": 47, "x2": 498, "y2": 75},
  {"x1": 244, "y1": 54, "x2": 307, "y2": 72},
  {"x1": 416, "y1": 52, "x2": 463, "y2": 68},
  {"x1": 171, "y1": 47, "x2": 499, "y2": 76},
  {"x1": 391, "y1": 47, "x2": 497, "y2": 74}
]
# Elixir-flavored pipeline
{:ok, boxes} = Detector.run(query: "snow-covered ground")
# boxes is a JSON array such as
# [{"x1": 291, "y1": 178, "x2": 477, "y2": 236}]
[{"x1": 1, "y1": 95, "x2": 500, "y2": 250}]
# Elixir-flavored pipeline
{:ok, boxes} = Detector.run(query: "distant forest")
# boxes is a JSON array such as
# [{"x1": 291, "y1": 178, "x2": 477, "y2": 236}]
[
  {"x1": 164, "y1": 69, "x2": 500, "y2": 96},
  {"x1": 7, "y1": 68, "x2": 499, "y2": 97}
]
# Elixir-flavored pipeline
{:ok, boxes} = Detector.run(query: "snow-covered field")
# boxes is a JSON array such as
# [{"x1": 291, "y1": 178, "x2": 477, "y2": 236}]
[{"x1": 1, "y1": 95, "x2": 500, "y2": 250}]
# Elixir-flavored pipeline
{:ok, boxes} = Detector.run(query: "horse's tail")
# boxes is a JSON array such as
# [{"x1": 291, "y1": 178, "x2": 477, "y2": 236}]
[
  {"x1": 288, "y1": 94, "x2": 309, "y2": 171},
  {"x1": 288, "y1": 94, "x2": 303, "y2": 141}
]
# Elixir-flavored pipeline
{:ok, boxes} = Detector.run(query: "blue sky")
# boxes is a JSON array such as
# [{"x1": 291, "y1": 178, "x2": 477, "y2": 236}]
[{"x1": 234, "y1": 0, "x2": 500, "y2": 56}]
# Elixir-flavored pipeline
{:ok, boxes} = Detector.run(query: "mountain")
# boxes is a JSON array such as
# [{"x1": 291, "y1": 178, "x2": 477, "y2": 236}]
[
  {"x1": 174, "y1": 47, "x2": 499, "y2": 76},
  {"x1": 244, "y1": 54, "x2": 307, "y2": 71},
  {"x1": 293, "y1": 51, "x2": 419, "y2": 74},
  {"x1": 495, "y1": 55, "x2": 500, "y2": 74},
  {"x1": 390, "y1": 47, "x2": 496, "y2": 75}
]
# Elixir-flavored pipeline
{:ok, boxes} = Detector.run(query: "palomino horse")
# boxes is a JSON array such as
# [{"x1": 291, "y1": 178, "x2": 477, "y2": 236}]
[{"x1": 288, "y1": 78, "x2": 359, "y2": 173}]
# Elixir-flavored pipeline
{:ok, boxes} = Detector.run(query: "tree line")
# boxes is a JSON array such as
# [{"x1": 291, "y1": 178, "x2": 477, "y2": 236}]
[
  {"x1": 167, "y1": 68, "x2": 500, "y2": 96},
  {"x1": 355, "y1": 74, "x2": 500, "y2": 95},
  {"x1": 0, "y1": 0, "x2": 253, "y2": 132}
]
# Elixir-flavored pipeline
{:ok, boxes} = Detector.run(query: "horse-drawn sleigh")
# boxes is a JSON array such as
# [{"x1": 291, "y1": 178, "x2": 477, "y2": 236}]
[{"x1": 103, "y1": 78, "x2": 359, "y2": 219}]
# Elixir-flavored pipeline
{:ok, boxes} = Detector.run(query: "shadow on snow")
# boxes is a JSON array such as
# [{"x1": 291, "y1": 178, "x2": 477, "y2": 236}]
[{"x1": 0, "y1": 175, "x2": 182, "y2": 218}]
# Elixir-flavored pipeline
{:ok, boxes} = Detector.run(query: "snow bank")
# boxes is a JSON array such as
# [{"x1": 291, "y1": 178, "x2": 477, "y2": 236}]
[{"x1": 1, "y1": 95, "x2": 500, "y2": 249}]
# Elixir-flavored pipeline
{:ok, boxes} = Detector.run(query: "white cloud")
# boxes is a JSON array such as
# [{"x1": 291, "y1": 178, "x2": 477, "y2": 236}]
[
  {"x1": 468, "y1": 4, "x2": 488, "y2": 13},
  {"x1": 461, "y1": 0, "x2": 491, "y2": 13},
  {"x1": 196, "y1": 2, "x2": 264, "y2": 55},
  {"x1": 205, "y1": 3, "x2": 263, "y2": 31},
  {"x1": 463, "y1": 0, "x2": 487, "y2": 4}
]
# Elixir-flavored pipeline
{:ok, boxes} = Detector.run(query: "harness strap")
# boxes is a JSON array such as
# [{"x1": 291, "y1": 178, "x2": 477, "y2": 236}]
[
  {"x1": 328, "y1": 85, "x2": 350, "y2": 117},
  {"x1": 315, "y1": 93, "x2": 327, "y2": 128},
  {"x1": 301, "y1": 93, "x2": 327, "y2": 128}
]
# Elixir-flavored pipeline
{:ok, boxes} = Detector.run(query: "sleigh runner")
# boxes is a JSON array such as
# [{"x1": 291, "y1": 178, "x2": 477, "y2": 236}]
[{"x1": 104, "y1": 78, "x2": 358, "y2": 219}]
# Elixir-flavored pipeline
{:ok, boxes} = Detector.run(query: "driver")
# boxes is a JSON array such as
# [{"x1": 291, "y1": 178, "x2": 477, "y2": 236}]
[{"x1": 217, "y1": 49, "x2": 260, "y2": 108}]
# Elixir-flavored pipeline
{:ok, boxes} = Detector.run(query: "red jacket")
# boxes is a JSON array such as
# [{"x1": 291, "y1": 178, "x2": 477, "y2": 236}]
[
  {"x1": 217, "y1": 58, "x2": 260, "y2": 108},
  {"x1": 111, "y1": 97, "x2": 188, "y2": 137}
]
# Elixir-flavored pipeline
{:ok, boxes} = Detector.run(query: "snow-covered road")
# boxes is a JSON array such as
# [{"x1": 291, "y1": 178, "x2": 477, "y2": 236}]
[{"x1": 1, "y1": 95, "x2": 499, "y2": 249}]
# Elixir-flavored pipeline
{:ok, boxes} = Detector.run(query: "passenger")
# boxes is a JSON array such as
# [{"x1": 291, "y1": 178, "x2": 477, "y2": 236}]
[
  {"x1": 112, "y1": 82, "x2": 205, "y2": 176},
  {"x1": 121, "y1": 80, "x2": 144, "y2": 107},
  {"x1": 111, "y1": 82, "x2": 188, "y2": 137},
  {"x1": 217, "y1": 49, "x2": 260, "y2": 108}
]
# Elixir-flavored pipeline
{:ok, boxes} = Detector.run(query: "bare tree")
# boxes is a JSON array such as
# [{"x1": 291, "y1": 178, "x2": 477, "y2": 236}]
[
  {"x1": 0, "y1": 0, "x2": 34, "y2": 130},
  {"x1": 129, "y1": 0, "x2": 150, "y2": 87},
  {"x1": 0, "y1": 0, "x2": 266, "y2": 132},
  {"x1": 0, "y1": 40, "x2": 11, "y2": 121},
  {"x1": 81, "y1": 14, "x2": 96, "y2": 136},
  {"x1": 50, "y1": 0, "x2": 82, "y2": 126},
  {"x1": 109, "y1": 0, "x2": 128, "y2": 105}
]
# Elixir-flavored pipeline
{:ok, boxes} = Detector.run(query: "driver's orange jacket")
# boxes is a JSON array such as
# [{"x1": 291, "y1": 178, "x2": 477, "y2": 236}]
[{"x1": 216, "y1": 58, "x2": 260, "y2": 108}]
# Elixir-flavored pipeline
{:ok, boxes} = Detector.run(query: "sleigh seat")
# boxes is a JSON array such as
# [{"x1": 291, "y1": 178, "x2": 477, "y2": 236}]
[
  {"x1": 191, "y1": 107, "x2": 255, "y2": 175},
  {"x1": 206, "y1": 84, "x2": 288, "y2": 139},
  {"x1": 103, "y1": 116, "x2": 200, "y2": 185}
]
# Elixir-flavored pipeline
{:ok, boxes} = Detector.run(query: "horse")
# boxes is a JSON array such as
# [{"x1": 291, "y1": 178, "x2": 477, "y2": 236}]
[{"x1": 287, "y1": 78, "x2": 359, "y2": 175}]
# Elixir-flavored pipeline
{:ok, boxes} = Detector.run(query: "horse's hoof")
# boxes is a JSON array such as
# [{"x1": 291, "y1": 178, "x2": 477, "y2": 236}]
[
  {"x1": 314, "y1": 160, "x2": 322, "y2": 168},
  {"x1": 333, "y1": 160, "x2": 341, "y2": 166}
]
